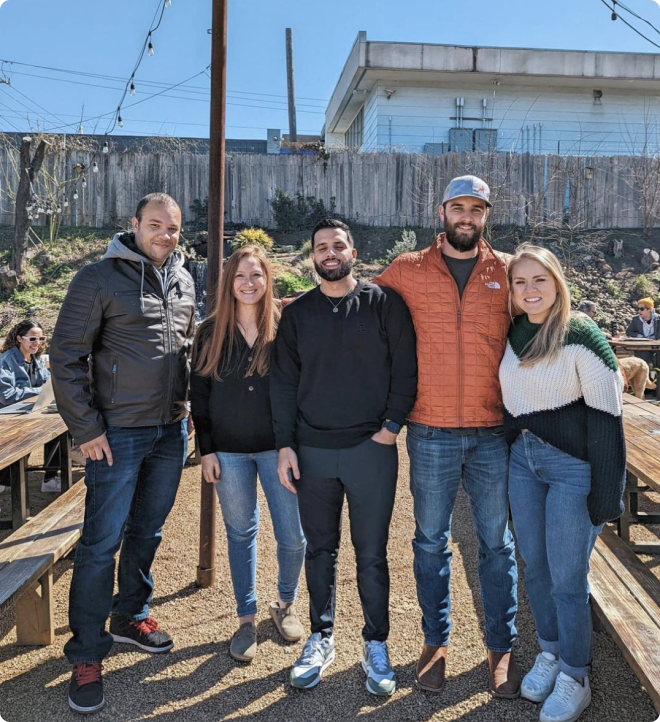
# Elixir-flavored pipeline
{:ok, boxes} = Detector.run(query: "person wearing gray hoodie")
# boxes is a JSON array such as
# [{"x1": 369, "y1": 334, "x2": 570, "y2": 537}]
[{"x1": 50, "y1": 193, "x2": 195, "y2": 715}]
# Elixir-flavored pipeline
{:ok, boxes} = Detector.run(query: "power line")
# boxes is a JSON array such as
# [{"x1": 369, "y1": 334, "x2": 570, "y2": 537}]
[{"x1": 599, "y1": 0, "x2": 660, "y2": 50}]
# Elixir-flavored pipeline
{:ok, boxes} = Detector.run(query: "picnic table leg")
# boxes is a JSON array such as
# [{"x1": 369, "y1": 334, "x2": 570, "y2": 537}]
[
  {"x1": 10, "y1": 457, "x2": 29, "y2": 530},
  {"x1": 15, "y1": 567, "x2": 55, "y2": 646},
  {"x1": 618, "y1": 471, "x2": 635, "y2": 543},
  {"x1": 59, "y1": 432, "x2": 72, "y2": 492}
]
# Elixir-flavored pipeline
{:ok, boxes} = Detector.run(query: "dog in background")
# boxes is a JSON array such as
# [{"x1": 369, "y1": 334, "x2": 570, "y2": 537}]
[{"x1": 618, "y1": 356, "x2": 656, "y2": 399}]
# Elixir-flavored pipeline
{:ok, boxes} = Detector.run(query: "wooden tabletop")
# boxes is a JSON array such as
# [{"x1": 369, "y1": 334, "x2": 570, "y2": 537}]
[
  {"x1": 0, "y1": 412, "x2": 68, "y2": 470},
  {"x1": 621, "y1": 395, "x2": 660, "y2": 494},
  {"x1": 609, "y1": 338, "x2": 660, "y2": 350}
]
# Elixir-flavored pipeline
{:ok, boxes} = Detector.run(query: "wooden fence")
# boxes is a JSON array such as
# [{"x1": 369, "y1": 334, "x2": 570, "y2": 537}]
[{"x1": 0, "y1": 146, "x2": 656, "y2": 230}]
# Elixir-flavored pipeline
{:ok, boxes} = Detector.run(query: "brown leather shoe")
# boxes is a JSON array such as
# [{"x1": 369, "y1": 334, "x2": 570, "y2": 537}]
[
  {"x1": 487, "y1": 650, "x2": 521, "y2": 698},
  {"x1": 415, "y1": 644, "x2": 447, "y2": 692}
]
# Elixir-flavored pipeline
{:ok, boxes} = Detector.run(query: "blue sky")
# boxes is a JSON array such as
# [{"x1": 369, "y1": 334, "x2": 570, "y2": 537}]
[{"x1": 1, "y1": 0, "x2": 660, "y2": 140}]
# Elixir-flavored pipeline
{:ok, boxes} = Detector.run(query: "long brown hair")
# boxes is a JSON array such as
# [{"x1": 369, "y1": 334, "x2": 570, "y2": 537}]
[
  {"x1": 1, "y1": 319, "x2": 45, "y2": 357},
  {"x1": 507, "y1": 243, "x2": 572, "y2": 367},
  {"x1": 193, "y1": 245, "x2": 279, "y2": 380}
]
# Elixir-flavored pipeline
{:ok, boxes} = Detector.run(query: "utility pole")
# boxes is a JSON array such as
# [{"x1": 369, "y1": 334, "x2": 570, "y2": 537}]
[
  {"x1": 286, "y1": 28, "x2": 297, "y2": 143},
  {"x1": 197, "y1": 0, "x2": 227, "y2": 588}
]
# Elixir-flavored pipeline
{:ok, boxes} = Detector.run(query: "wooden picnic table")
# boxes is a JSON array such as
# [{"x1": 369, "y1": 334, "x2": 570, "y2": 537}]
[
  {"x1": 0, "y1": 411, "x2": 73, "y2": 531},
  {"x1": 619, "y1": 395, "x2": 660, "y2": 554},
  {"x1": 609, "y1": 337, "x2": 660, "y2": 399}
]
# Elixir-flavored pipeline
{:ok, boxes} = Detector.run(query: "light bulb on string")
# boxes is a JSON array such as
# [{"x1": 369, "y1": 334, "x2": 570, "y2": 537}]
[
  {"x1": 165, "y1": 0, "x2": 171, "y2": 7},
  {"x1": 63, "y1": 196, "x2": 69, "y2": 207},
  {"x1": 148, "y1": 35, "x2": 155, "y2": 56},
  {"x1": 46, "y1": 208, "x2": 52, "y2": 215},
  {"x1": 118, "y1": 114, "x2": 124, "y2": 128},
  {"x1": 73, "y1": 191, "x2": 78, "y2": 201},
  {"x1": 92, "y1": 161, "x2": 99, "y2": 173},
  {"x1": 612, "y1": 0, "x2": 617, "y2": 20},
  {"x1": 82, "y1": 177, "x2": 87, "y2": 189},
  {"x1": 130, "y1": 82, "x2": 136, "y2": 97},
  {"x1": 102, "y1": 140, "x2": 109, "y2": 154},
  {"x1": 56, "y1": 207, "x2": 62, "y2": 214}
]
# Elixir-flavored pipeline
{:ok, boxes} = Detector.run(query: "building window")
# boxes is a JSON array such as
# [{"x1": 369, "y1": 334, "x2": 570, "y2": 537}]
[{"x1": 346, "y1": 107, "x2": 364, "y2": 150}]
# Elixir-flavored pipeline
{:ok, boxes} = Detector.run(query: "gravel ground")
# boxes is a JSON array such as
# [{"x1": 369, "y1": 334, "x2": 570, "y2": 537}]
[{"x1": 0, "y1": 432, "x2": 658, "y2": 722}]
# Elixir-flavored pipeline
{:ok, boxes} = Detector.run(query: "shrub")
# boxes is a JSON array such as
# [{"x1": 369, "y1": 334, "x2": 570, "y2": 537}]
[
  {"x1": 385, "y1": 229, "x2": 417, "y2": 263},
  {"x1": 270, "y1": 190, "x2": 337, "y2": 232},
  {"x1": 275, "y1": 272, "x2": 315, "y2": 297},
  {"x1": 603, "y1": 280, "x2": 622, "y2": 300},
  {"x1": 297, "y1": 256, "x2": 319, "y2": 285},
  {"x1": 629, "y1": 274, "x2": 651, "y2": 299},
  {"x1": 231, "y1": 227, "x2": 274, "y2": 252}
]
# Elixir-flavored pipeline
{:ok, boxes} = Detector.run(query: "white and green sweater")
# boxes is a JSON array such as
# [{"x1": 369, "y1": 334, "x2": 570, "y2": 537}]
[{"x1": 499, "y1": 314, "x2": 625, "y2": 526}]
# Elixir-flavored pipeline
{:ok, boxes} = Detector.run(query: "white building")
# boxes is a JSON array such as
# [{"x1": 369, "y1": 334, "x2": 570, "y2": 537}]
[{"x1": 324, "y1": 32, "x2": 660, "y2": 156}]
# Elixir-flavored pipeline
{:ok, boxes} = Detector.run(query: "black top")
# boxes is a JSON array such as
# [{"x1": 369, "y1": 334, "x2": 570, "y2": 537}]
[
  {"x1": 443, "y1": 254, "x2": 479, "y2": 299},
  {"x1": 271, "y1": 281, "x2": 418, "y2": 451},
  {"x1": 190, "y1": 329, "x2": 276, "y2": 455}
]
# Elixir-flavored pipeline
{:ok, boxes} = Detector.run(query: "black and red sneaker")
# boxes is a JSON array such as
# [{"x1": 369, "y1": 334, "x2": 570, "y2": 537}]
[
  {"x1": 109, "y1": 615, "x2": 174, "y2": 653},
  {"x1": 68, "y1": 662, "x2": 104, "y2": 714}
]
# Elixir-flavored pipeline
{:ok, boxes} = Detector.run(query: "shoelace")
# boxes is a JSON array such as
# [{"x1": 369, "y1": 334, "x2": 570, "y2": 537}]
[
  {"x1": 552, "y1": 675, "x2": 580, "y2": 704},
  {"x1": 73, "y1": 662, "x2": 102, "y2": 686},
  {"x1": 366, "y1": 641, "x2": 390, "y2": 673},
  {"x1": 534, "y1": 655, "x2": 557, "y2": 680},
  {"x1": 299, "y1": 636, "x2": 325, "y2": 664},
  {"x1": 130, "y1": 617, "x2": 160, "y2": 635}
]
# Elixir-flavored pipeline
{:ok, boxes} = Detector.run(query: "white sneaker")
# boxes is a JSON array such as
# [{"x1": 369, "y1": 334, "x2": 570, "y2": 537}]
[
  {"x1": 540, "y1": 672, "x2": 591, "y2": 722},
  {"x1": 0, "y1": 485, "x2": 9, "y2": 494},
  {"x1": 362, "y1": 640, "x2": 396, "y2": 696},
  {"x1": 41, "y1": 476, "x2": 61, "y2": 493},
  {"x1": 521, "y1": 651, "x2": 560, "y2": 702},
  {"x1": 290, "y1": 633, "x2": 335, "y2": 690}
]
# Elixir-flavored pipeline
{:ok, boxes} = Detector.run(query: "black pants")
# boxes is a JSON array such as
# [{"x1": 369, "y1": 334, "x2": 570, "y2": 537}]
[{"x1": 297, "y1": 438, "x2": 398, "y2": 642}]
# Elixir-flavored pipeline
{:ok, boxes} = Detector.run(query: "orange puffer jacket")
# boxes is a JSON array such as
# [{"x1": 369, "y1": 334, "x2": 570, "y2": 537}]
[{"x1": 374, "y1": 234, "x2": 509, "y2": 428}]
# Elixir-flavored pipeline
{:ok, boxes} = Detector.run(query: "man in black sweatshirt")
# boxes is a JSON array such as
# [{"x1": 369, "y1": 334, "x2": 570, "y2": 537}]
[{"x1": 271, "y1": 219, "x2": 417, "y2": 696}]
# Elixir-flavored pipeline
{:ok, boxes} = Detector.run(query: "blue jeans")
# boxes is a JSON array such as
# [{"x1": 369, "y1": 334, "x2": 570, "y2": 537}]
[
  {"x1": 64, "y1": 420, "x2": 187, "y2": 663},
  {"x1": 407, "y1": 423, "x2": 518, "y2": 651},
  {"x1": 509, "y1": 432, "x2": 602, "y2": 678},
  {"x1": 215, "y1": 450, "x2": 305, "y2": 618}
]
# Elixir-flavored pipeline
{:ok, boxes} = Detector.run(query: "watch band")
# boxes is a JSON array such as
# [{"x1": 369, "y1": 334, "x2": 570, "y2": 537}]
[{"x1": 382, "y1": 419, "x2": 402, "y2": 434}]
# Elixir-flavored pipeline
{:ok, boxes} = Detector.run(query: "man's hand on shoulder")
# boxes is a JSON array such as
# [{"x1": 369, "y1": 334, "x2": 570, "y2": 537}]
[
  {"x1": 80, "y1": 433, "x2": 113, "y2": 466},
  {"x1": 277, "y1": 447, "x2": 300, "y2": 493}
]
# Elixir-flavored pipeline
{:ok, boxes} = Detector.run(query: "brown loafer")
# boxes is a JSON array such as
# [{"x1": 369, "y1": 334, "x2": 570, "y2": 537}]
[
  {"x1": 269, "y1": 601, "x2": 304, "y2": 642},
  {"x1": 415, "y1": 644, "x2": 447, "y2": 692},
  {"x1": 229, "y1": 622, "x2": 257, "y2": 663},
  {"x1": 488, "y1": 650, "x2": 521, "y2": 698}
]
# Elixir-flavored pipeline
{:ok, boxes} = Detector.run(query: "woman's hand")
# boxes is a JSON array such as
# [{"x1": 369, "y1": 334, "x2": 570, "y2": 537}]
[{"x1": 201, "y1": 453, "x2": 221, "y2": 484}]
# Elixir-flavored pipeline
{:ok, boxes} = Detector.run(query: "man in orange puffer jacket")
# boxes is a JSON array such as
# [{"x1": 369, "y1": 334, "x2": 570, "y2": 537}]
[{"x1": 374, "y1": 176, "x2": 519, "y2": 698}]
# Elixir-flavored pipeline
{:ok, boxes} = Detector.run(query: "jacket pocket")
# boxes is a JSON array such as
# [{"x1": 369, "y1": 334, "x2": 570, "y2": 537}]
[{"x1": 111, "y1": 358, "x2": 118, "y2": 404}]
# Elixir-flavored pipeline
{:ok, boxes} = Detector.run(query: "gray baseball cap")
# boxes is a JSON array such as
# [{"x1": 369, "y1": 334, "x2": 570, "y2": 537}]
[{"x1": 442, "y1": 175, "x2": 492, "y2": 208}]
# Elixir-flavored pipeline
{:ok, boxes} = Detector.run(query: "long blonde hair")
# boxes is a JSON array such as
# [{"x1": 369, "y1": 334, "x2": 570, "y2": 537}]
[
  {"x1": 508, "y1": 243, "x2": 572, "y2": 367},
  {"x1": 193, "y1": 245, "x2": 280, "y2": 380}
]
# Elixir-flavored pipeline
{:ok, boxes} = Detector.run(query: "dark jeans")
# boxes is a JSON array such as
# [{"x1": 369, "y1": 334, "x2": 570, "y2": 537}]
[
  {"x1": 297, "y1": 438, "x2": 398, "y2": 642},
  {"x1": 64, "y1": 420, "x2": 187, "y2": 663}
]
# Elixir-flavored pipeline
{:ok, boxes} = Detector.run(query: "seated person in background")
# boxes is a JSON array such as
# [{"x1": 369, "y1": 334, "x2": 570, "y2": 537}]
[
  {"x1": 626, "y1": 297, "x2": 660, "y2": 371},
  {"x1": 577, "y1": 300, "x2": 597, "y2": 320},
  {"x1": 0, "y1": 319, "x2": 62, "y2": 493}
]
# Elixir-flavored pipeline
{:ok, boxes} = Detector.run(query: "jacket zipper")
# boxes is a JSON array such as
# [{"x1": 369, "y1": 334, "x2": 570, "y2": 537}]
[{"x1": 111, "y1": 358, "x2": 118, "y2": 404}]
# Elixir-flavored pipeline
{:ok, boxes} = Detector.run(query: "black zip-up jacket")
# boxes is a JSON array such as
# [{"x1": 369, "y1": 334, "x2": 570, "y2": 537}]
[{"x1": 50, "y1": 232, "x2": 196, "y2": 444}]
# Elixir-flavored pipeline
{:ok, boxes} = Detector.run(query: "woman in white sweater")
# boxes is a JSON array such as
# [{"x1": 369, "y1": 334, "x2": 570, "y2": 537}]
[{"x1": 499, "y1": 244, "x2": 625, "y2": 722}]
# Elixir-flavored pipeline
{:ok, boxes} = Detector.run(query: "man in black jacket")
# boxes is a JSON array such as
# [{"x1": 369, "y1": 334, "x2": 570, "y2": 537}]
[
  {"x1": 271, "y1": 219, "x2": 417, "y2": 697},
  {"x1": 51, "y1": 193, "x2": 195, "y2": 715}
]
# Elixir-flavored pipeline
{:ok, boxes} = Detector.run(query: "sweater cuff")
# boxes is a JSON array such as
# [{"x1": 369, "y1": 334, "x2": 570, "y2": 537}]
[
  {"x1": 275, "y1": 433, "x2": 297, "y2": 452},
  {"x1": 385, "y1": 408, "x2": 407, "y2": 427}
]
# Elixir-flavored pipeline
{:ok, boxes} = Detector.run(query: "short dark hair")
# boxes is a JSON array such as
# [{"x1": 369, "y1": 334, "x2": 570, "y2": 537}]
[
  {"x1": 134, "y1": 193, "x2": 181, "y2": 223},
  {"x1": 311, "y1": 218, "x2": 354, "y2": 248}
]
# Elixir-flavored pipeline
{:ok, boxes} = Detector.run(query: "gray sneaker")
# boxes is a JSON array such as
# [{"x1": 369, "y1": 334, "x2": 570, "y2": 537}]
[
  {"x1": 362, "y1": 640, "x2": 396, "y2": 696},
  {"x1": 229, "y1": 622, "x2": 257, "y2": 663},
  {"x1": 290, "y1": 633, "x2": 335, "y2": 690}
]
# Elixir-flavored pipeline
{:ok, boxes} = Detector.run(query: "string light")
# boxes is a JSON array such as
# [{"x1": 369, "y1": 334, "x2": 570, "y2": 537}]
[
  {"x1": 165, "y1": 0, "x2": 171, "y2": 7},
  {"x1": 130, "y1": 81, "x2": 136, "y2": 96},
  {"x1": 63, "y1": 196, "x2": 69, "y2": 207},
  {"x1": 81, "y1": 176, "x2": 87, "y2": 189},
  {"x1": 102, "y1": 140, "x2": 109, "y2": 153},
  {"x1": 73, "y1": 190, "x2": 78, "y2": 200},
  {"x1": 148, "y1": 35, "x2": 155, "y2": 57},
  {"x1": 92, "y1": 161, "x2": 98, "y2": 173},
  {"x1": 612, "y1": 0, "x2": 618, "y2": 20},
  {"x1": 118, "y1": 113, "x2": 124, "y2": 128}
]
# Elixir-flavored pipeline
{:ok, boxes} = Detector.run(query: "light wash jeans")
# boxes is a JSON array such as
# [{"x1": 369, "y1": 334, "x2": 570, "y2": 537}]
[
  {"x1": 406, "y1": 423, "x2": 518, "y2": 651},
  {"x1": 215, "y1": 450, "x2": 305, "y2": 618},
  {"x1": 509, "y1": 431, "x2": 603, "y2": 678}
]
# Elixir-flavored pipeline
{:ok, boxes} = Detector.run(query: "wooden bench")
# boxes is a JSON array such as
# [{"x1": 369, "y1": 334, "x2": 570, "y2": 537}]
[
  {"x1": 590, "y1": 526, "x2": 660, "y2": 715},
  {"x1": 0, "y1": 481, "x2": 85, "y2": 645}
]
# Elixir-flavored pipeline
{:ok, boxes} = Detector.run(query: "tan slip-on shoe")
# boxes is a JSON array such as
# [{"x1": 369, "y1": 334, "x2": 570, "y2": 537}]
[
  {"x1": 269, "y1": 601, "x2": 304, "y2": 642},
  {"x1": 229, "y1": 622, "x2": 257, "y2": 662}
]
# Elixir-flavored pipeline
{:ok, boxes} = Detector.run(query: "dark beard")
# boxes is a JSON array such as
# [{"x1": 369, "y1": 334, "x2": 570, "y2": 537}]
[
  {"x1": 444, "y1": 219, "x2": 482, "y2": 253},
  {"x1": 314, "y1": 257, "x2": 354, "y2": 282}
]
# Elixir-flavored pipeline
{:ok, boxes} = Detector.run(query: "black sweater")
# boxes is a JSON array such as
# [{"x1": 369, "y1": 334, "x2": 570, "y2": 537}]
[
  {"x1": 271, "y1": 282, "x2": 418, "y2": 450},
  {"x1": 190, "y1": 330, "x2": 276, "y2": 455}
]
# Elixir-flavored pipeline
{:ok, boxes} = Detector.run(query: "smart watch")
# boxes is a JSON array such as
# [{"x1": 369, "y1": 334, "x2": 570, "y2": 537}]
[{"x1": 382, "y1": 419, "x2": 402, "y2": 434}]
